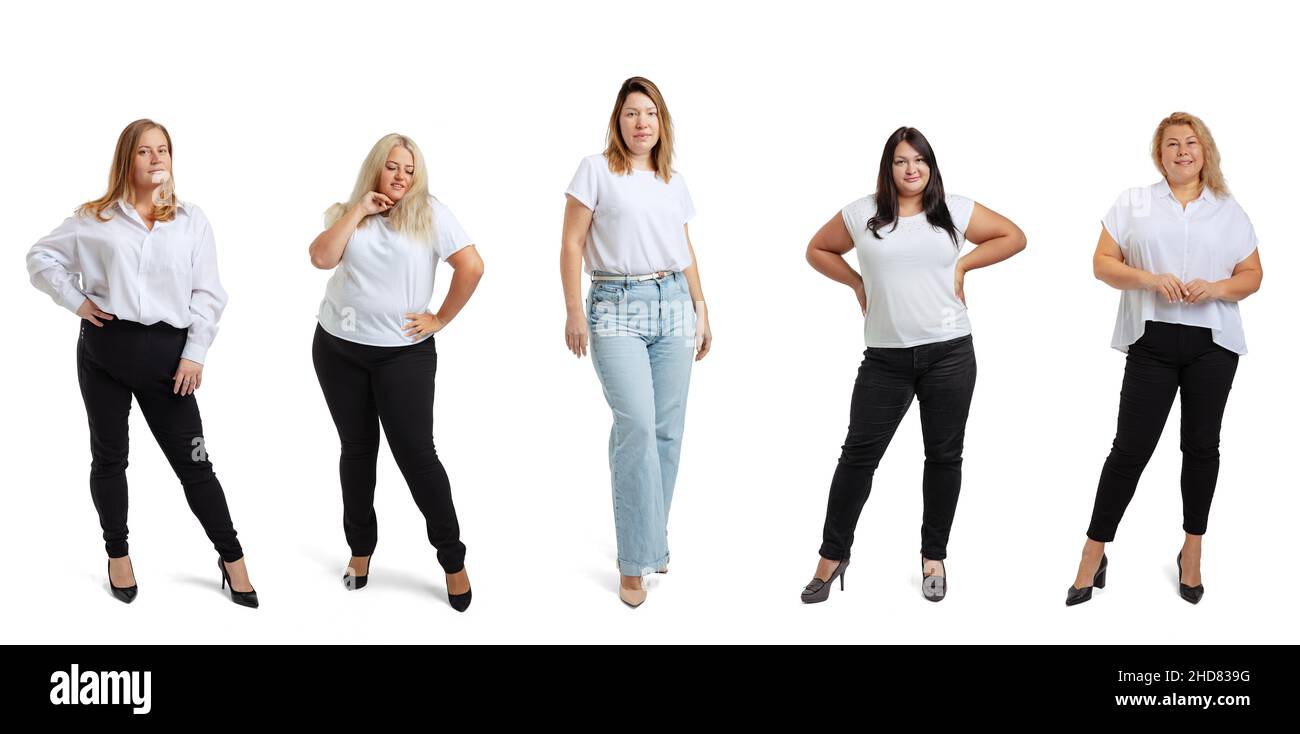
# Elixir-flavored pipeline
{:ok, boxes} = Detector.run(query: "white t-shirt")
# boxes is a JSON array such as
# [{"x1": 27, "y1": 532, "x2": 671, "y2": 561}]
[
  {"x1": 564, "y1": 153, "x2": 696, "y2": 274},
  {"x1": 1102, "y1": 179, "x2": 1256, "y2": 355},
  {"x1": 842, "y1": 193, "x2": 976, "y2": 348},
  {"x1": 317, "y1": 197, "x2": 473, "y2": 346}
]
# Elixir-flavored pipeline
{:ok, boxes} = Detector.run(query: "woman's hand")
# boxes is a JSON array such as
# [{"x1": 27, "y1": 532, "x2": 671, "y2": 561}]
[
  {"x1": 565, "y1": 311, "x2": 589, "y2": 358},
  {"x1": 77, "y1": 298, "x2": 115, "y2": 327},
  {"x1": 356, "y1": 191, "x2": 395, "y2": 217},
  {"x1": 854, "y1": 282, "x2": 868, "y2": 315},
  {"x1": 1143, "y1": 272, "x2": 1189, "y2": 303},
  {"x1": 172, "y1": 359, "x2": 202, "y2": 396},
  {"x1": 402, "y1": 311, "x2": 444, "y2": 340},
  {"x1": 954, "y1": 266, "x2": 967, "y2": 306},
  {"x1": 1184, "y1": 278, "x2": 1223, "y2": 304},
  {"x1": 694, "y1": 306, "x2": 712, "y2": 361}
]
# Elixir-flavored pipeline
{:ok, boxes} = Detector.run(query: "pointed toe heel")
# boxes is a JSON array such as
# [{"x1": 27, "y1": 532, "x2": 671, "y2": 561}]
[
  {"x1": 1065, "y1": 553, "x2": 1108, "y2": 607},
  {"x1": 107, "y1": 558, "x2": 138, "y2": 604},
  {"x1": 1177, "y1": 551, "x2": 1204, "y2": 605},
  {"x1": 218, "y1": 557, "x2": 259, "y2": 609}
]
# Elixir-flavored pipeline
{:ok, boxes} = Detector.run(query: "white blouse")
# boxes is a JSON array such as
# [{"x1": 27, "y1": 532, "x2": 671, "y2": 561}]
[
  {"x1": 564, "y1": 153, "x2": 695, "y2": 275},
  {"x1": 316, "y1": 198, "x2": 473, "y2": 347},
  {"x1": 26, "y1": 199, "x2": 227, "y2": 364},
  {"x1": 1102, "y1": 179, "x2": 1258, "y2": 355}
]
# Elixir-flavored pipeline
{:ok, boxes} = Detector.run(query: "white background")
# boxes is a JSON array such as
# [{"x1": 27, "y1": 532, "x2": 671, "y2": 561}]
[{"x1": 2, "y1": 0, "x2": 1294, "y2": 644}]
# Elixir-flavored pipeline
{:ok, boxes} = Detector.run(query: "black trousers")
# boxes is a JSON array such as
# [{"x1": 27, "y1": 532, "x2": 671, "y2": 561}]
[
  {"x1": 311, "y1": 324, "x2": 465, "y2": 573},
  {"x1": 820, "y1": 334, "x2": 977, "y2": 562},
  {"x1": 1087, "y1": 321, "x2": 1239, "y2": 542},
  {"x1": 76, "y1": 318, "x2": 243, "y2": 562}
]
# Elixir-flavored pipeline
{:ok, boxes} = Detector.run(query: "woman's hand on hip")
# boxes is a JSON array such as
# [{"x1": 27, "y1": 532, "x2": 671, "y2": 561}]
[
  {"x1": 172, "y1": 359, "x2": 202, "y2": 396},
  {"x1": 402, "y1": 311, "x2": 444, "y2": 340},
  {"x1": 77, "y1": 298, "x2": 114, "y2": 327}
]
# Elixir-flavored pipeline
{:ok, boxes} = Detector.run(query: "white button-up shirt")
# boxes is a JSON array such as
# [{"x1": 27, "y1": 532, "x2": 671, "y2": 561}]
[
  {"x1": 1101, "y1": 179, "x2": 1258, "y2": 355},
  {"x1": 25, "y1": 198, "x2": 228, "y2": 364}
]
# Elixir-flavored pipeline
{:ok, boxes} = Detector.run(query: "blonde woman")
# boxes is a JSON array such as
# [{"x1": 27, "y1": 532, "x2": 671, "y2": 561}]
[
  {"x1": 309, "y1": 133, "x2": 483, "y2": 611},
  {"x1": 561, "y1": 77, "x2": 713, "y2": 608},
  {"x1": 25, "y1": 119, "x2": 257, "y2": 607},
  {"x1": 1067, "y1": 112, "x2": 1263, "y2": 606}
]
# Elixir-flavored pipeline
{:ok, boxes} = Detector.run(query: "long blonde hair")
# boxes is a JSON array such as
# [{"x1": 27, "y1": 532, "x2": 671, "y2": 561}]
[
  {"x1": 1150, "y1": 111, "x2": 1229, "y2": 197},
  {"x1": 603, "y1": 77, "x2": 677, "y2": 182},
  {"x1": 78, "y1": 119, "x2": 178, "y2": 222},
  {"x1": 326, "y1": 133, "x2": 434, "y2": 243}
]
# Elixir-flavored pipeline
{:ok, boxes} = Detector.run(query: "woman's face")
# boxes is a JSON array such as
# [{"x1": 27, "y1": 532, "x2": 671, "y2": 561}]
[
  {"x1": 619, "y1": 91, "x2": 660, "y2": 158},
  {"x1": 1160, "y1": 123, "x2": 1204, "y2": 186},
  {"x1": 379, "y1": 145, "x2": 415, "y2": 202},
  {"x1": 891, "y1": 140, "x2": 929, "y2": 198},
  {"x1": 132, "y1": 126, "x2": 171, "y2": 192}
]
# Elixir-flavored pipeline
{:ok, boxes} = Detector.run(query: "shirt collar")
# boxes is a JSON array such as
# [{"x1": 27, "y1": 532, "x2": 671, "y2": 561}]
[
  {"x1": 115, "y1": 196, "x2": 190, "y2": 219},
  {"x1": 1153, "y1": 178, "x2": 1217, "y2": 205}
]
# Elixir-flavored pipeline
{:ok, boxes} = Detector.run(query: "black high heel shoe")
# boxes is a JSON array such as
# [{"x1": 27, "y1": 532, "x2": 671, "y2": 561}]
[
  {"x1": 1065, "y1": 553, "x2": 1108, "y2": 606},
  {"x1": 108, "y1": 557, "x2": 137, "y2": 604},
  {"x1": 1177, "y1": 551, "x2": 1204, "y2": 604},
  {"x1": 448, "y1": 569, "x2": 471, "y2": 613},
  {"x1": 217, "y1": 557, "x2": 259, "y2": 609},
  {"x1": 801, "y1": 558, "x2": 850, "y2": 603},
  {"x1": 344, "y1": 553, "x2": 373, "y2": 591}
]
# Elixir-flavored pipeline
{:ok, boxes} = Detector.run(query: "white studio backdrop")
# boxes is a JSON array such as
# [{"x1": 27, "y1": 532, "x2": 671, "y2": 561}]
[{"x1": 1, "y1": 0, "x2": 1294, "y2": 643}]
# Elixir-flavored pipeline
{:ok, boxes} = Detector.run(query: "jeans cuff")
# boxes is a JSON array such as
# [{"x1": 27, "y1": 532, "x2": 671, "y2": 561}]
[{"x1": 619, "y1": 553, "x2": 668, "y2": 577}]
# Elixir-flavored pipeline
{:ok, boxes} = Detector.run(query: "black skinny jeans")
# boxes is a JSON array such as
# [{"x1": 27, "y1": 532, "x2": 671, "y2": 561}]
[
  {"x1": 76, "y1": 318, "x2": 243, "y2": 562},
  {"x1": 1087, "y1": 321, "x2": 1239, "y2": 541},
  {"x1": 311, "y1": 324, "x2": 465, "y2": 573},
  {"x1": 820, "y1": 334, "x2": 977, "y2": 562}
]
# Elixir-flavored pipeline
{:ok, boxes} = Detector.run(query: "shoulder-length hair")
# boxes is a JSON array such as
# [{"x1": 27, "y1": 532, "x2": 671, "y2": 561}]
[
  {"x1": 326, "y1": 133, "x2": 434, "y2": 243},
  {"x1": 867, "y1": 126, "x2": 959, "y2": 247},
  {"x1": 1150, "y1": 111, "x2": 1229, "y2": 197},
  {"x1": 603, "y1": 76, "x2": 677, "y2": 183},
  {"x1": 78, "y1": 119, "x2": 178, "y2": 223}
]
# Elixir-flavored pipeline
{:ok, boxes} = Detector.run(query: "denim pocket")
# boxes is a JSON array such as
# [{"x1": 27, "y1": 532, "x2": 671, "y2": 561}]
[{"x1": 590, "y1": 283, "x2": 627, "y2": 304}]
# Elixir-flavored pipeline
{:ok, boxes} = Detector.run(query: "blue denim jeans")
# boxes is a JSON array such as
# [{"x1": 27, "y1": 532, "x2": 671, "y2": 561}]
[{"x1": 588, "y1": 270, "x2": 695, "y2": 577}]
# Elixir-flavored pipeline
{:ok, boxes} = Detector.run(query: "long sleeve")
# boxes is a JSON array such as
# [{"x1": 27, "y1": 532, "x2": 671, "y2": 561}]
[
  {"x1": 180, "y1": 212, "x2": 228, "y2": 364},
  {"x1": 26, "y1": 215, "x2": 87, "y2": 314}
]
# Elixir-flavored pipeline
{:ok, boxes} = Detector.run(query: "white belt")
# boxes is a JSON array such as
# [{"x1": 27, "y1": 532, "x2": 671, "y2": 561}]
[{"x1": 591, "y1": 270, "x2": 673, "y2": 282}]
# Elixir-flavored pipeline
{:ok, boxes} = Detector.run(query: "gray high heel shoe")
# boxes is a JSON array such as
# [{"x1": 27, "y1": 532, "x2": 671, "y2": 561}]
[
  {"x1": 922, "y1": 557, "x2": 947, "y2": 602},
  {"x1": 801, "y1": 558, "x2": 849, "y2": 603}
]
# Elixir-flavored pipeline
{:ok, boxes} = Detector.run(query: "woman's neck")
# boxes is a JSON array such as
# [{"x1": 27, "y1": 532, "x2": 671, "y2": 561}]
[
  {"x1": 1169, "y1": 178, "x2": 1203, "y2": 207},
  {"x1": 896, "y1": 193, "x2": 924, "y2": 217}
]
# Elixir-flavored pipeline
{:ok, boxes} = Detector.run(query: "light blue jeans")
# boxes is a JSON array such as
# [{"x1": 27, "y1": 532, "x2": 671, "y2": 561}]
[{"x1": 588, "y1": 270, "x2": 696, "y2": 577}]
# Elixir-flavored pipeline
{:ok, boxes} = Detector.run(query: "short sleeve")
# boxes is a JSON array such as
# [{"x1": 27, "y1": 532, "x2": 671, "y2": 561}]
[
  {"x1": 432, "y1": 201, "x2": 473, "y2": 261},
  {"x1": 1101, "y1": 190, "x2": 1131, "y2": 252},
  {"x1": 1232, "y1": 202, "x2": 1260, "y2": 265},
  {"x1": 947, "y1": 194, "x2": 976, "y2": 236},
  {"x1": 564, "y1": 156, "x2": 599, "y2": 211},
  {"x1": 839, "y1": 196, "x2": 871, "y2": 245},
  {"x1": 676, "y1": 173, "x2": 696, "y2": 223}
]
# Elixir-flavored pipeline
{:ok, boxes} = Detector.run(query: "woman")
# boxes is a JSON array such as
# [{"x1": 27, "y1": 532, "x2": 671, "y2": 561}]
[
  {"x1": 25, "y1": 119, "x2": 258, "y2": 608},
  {"x1": 1066, "y1": 112, "x2": 1262, "y2": 606},
  {"x1": 309, "y1": 133, "x2": 483, "y2": 612},
  {"x1": 561, "y1": 77, "x2": 712, "y2": 608},
  {"x1": 801, "y1": 126, "x2": 1026, "y2": 604}
]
